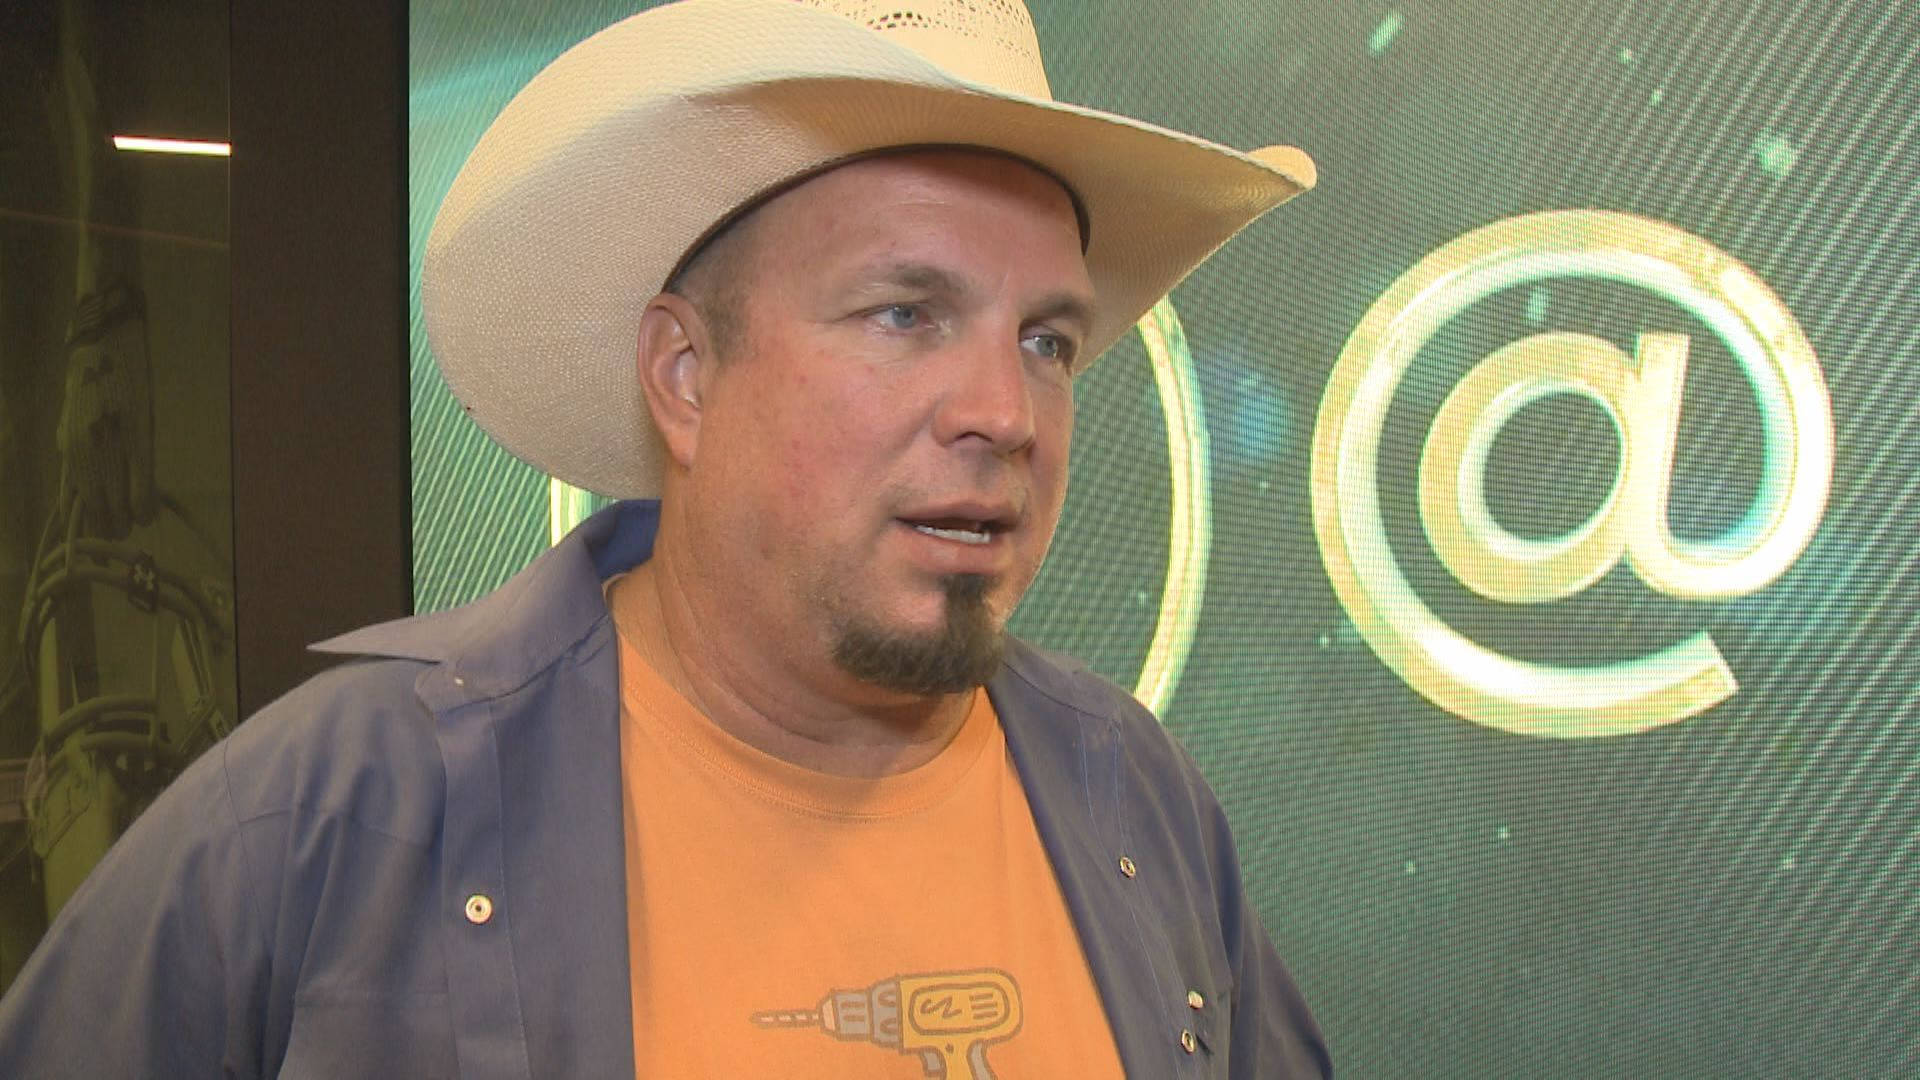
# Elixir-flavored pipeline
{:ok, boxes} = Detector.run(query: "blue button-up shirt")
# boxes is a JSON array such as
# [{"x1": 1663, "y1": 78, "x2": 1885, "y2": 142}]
[{"x1": 0, "y1": 501, "x2": 1328, "y2": 1077}]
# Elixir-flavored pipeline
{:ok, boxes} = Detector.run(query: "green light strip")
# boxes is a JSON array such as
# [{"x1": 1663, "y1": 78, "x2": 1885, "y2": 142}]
[{"x1": 1131, "y1": 297, "x2": 1212, "y2": 718}]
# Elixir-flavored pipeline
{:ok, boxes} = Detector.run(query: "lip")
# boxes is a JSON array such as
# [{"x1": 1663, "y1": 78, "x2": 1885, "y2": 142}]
[
  {"x1": 892, "y1": 521, "x2": 1009, "y2": 573},
  {"x1": 892, "y1": 501, "x2": 1020, "y2": 572},
  {"x1": 895, "y1": 499, "x2": 1021, "y2": 533}
]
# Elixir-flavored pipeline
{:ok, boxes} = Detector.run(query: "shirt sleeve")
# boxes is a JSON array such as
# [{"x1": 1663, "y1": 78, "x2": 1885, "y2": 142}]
[
  {"x1": 1134, "y1": 689, "x2": 1331, "y2": 1078},
  {"x1": 1208, "y1": 793, "x2": 1333, "y2": 1078},
  {"x1": 0, "y1": 740, "x2": 274, "y2": 1078}
]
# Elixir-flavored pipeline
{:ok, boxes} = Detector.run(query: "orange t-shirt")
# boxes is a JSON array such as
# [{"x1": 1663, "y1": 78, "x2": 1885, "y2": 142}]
[{"x1": 615, "y1": 628, "x2": 1126, "y2": 1079}]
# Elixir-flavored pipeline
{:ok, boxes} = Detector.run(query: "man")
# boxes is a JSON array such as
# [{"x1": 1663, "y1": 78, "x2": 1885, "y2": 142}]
[{"x1": 0, "y1": 1, "x2": 1329, "y2": 1075}]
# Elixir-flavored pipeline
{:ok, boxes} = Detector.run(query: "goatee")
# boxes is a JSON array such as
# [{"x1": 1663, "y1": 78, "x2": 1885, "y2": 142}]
[{"x1": 831, "y1": 574, "x2": 1004, "y2": 695}]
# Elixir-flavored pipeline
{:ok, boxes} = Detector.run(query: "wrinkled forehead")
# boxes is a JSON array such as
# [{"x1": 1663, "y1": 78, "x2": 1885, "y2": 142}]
[{"x1": 664, "y1": 145, "x2": 1091, "y2": 292}]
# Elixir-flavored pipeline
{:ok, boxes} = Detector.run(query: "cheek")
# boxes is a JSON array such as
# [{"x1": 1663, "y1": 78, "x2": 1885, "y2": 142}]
[
  {"x1": 1033, "y1": 390, "x2": 1075, "y2": 510},
  {"x1": 1008, "y1": 392, "x2": 1074, "y2": 591},
  {"x1": 749, "y1": 375, "x2": 878, "y2": 521}
]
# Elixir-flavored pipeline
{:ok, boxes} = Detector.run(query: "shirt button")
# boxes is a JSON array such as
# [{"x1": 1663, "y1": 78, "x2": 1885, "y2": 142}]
[
  {"x1": 1187, "y1": 989, "x2": 1205, "y2": 1010},
  {"x1": 464, "y1": 893, "x2": 494, "y2": 924},
  {"x1": 1180, "y1": 1028, "x2": 1197, "y2": 1054},
  {"x1": 1118, "y1": 855, "x2": 1137, "y2": 878}
]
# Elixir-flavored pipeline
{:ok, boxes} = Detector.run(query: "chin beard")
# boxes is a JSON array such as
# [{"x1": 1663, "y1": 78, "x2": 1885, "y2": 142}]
[{"x1": 831, "y1": 574, "x2": 1006, "y2": 696}]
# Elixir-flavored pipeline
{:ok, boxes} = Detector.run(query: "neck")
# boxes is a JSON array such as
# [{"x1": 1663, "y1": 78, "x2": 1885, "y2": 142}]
[{"x1": 609, "y1": 549, "x2": 975, "y2": 779}]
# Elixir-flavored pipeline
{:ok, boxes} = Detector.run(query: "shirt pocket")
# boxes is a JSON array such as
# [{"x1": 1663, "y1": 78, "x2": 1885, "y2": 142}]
[{"x1": 279, "y1": 992, "x2": 456, "y2": 1079}]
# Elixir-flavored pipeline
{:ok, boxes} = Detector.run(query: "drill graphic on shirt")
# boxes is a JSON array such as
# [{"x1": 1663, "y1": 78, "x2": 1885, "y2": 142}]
[{"x1": 751, "y1": 969, "x2": 1022, "y2": 1079}]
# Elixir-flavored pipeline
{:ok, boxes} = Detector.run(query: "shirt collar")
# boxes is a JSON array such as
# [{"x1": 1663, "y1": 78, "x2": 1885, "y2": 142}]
[{"x1": 311, "y1": 500, "x2": 662, "y2": 696}]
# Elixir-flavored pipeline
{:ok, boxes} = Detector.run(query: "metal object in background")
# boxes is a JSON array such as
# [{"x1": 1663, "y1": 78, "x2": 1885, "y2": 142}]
[
  {"x1": 1, "y1": 279, "x2": 235, "y2": 976},
  {"x1": 0, "y1": 0, "x2": 236, "y2": 992}
]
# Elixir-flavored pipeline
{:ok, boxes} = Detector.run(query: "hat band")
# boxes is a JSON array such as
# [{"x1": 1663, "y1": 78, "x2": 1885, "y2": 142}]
[{"x1": 662, "y1": 142, "x2": 1093, "y2": 295}]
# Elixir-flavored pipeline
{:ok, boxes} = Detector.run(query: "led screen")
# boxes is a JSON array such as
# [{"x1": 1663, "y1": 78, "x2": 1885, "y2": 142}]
[{"x1": 410, "y1": 3, "x2": 1920, "y2": 1074}]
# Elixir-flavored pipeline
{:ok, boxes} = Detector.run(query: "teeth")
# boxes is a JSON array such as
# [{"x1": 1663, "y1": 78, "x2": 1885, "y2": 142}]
[{"x1": 913, "y1": 523, "x2": 990, "y2": 545}]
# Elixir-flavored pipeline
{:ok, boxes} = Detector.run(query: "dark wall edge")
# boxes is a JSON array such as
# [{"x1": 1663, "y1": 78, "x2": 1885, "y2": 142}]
[{"x1": 230, "y1": 1, "x2": 412, "y2": 715}]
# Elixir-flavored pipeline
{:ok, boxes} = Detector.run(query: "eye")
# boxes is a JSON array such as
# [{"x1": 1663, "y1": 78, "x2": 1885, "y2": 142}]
[
  {"x1": 1022, "y1": 329, "x2": 1080, "y2": 371},
  {"x1": 874, "y1": 303, "x2": 927, "y2": 332}
]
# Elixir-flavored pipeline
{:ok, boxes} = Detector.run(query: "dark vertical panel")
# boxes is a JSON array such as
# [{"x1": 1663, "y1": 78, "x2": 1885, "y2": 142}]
[{"x1": 230, "y1": 1, "x2": 410, "y2": 715}]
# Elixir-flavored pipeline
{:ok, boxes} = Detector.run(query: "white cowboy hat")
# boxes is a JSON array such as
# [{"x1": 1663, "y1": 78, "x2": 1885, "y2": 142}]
[{"x1": 423, "y1": 0, "x2": 1315, "y2": 498}]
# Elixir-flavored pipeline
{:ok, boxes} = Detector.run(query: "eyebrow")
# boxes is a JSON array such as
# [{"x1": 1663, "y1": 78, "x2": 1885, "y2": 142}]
[
  {"x1": 879, "y1": 262, "x2": 967, "y2": 296},
  {"x1": 864, "y1": 261, "x2": 1096, "y2": 331},
  {"x1": 1027, "y1": 290, "x2": 1096, "y2": 334}
]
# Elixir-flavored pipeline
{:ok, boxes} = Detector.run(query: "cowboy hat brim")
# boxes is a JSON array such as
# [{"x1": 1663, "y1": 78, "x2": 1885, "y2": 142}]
[{"x1": 424, "y1": 0, "x2": 1314, "y2": 498}]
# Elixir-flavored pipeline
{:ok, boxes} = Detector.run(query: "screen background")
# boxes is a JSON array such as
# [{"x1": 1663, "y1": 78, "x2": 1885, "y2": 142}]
[{"x1": 410, "y1": 2, "x2": 1920, "y2": 1074}]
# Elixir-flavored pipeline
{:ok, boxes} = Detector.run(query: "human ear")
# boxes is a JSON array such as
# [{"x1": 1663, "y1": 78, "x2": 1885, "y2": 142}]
[{"x1": 636, "y1": 292, "x2": 712, "y2": 469}]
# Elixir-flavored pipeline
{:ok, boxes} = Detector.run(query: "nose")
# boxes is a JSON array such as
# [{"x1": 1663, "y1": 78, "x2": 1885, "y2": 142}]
[{"x1": 931, "y1": 330, "x2": 1038, "y2": 455}]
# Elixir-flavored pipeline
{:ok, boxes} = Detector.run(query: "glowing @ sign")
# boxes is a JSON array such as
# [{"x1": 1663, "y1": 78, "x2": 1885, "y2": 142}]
[
  {"x1": 549, "y1": 296, "x2": 1212, "y2": 719},
  {"x1": 1311, "y1": 211, "x2": 1832, "y2": 738}
]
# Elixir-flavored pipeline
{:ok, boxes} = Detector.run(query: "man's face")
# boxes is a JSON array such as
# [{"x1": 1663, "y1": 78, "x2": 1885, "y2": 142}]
[{"x1": 675, "y1": 150, "x2": 1093, "y2": 699}]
